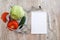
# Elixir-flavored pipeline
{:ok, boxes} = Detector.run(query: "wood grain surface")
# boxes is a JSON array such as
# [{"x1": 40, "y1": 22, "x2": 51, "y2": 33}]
[{"x1": 0, "y1": 0, "x2": 60, "y2": 40}]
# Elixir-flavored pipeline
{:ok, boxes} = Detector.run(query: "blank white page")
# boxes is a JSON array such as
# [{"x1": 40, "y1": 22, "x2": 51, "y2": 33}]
[{"x1": 31, "y1": 11, "x2": 47, "y2": 34}]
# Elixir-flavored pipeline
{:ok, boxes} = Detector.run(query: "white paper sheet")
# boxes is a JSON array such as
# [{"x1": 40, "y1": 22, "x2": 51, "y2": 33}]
[{"x1": 31, "y1": 11, "x2": 47, "y2": 34}]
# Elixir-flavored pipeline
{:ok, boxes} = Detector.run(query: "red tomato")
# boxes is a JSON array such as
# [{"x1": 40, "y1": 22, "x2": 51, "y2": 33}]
[
  {"x1": 7, "y1": 20, "x2": 18, "y2": 31},
  {"x1": 1, "y1": 12, "x2": 9, "y2": 23}
]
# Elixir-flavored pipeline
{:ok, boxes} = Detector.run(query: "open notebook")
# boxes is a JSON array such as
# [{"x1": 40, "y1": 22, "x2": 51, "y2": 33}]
[{"x1": 31, "y1": 11, "x2": 47, "y2": 34}]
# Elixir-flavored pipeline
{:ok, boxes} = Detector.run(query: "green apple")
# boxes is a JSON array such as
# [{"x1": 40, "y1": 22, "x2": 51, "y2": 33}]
[{"x1": 10, "y1": 5, "x2": 25, "y2": 20}]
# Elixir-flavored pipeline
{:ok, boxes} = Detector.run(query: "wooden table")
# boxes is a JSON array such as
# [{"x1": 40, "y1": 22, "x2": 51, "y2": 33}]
[{"x1": 0, "y1": 0, "x2": 60, "y2": 40}]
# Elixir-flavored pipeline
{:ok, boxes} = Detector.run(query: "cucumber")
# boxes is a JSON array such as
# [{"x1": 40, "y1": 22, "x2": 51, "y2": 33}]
[{"x1": 19, "y1": 16, "x2": 26, "y2": 29}]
